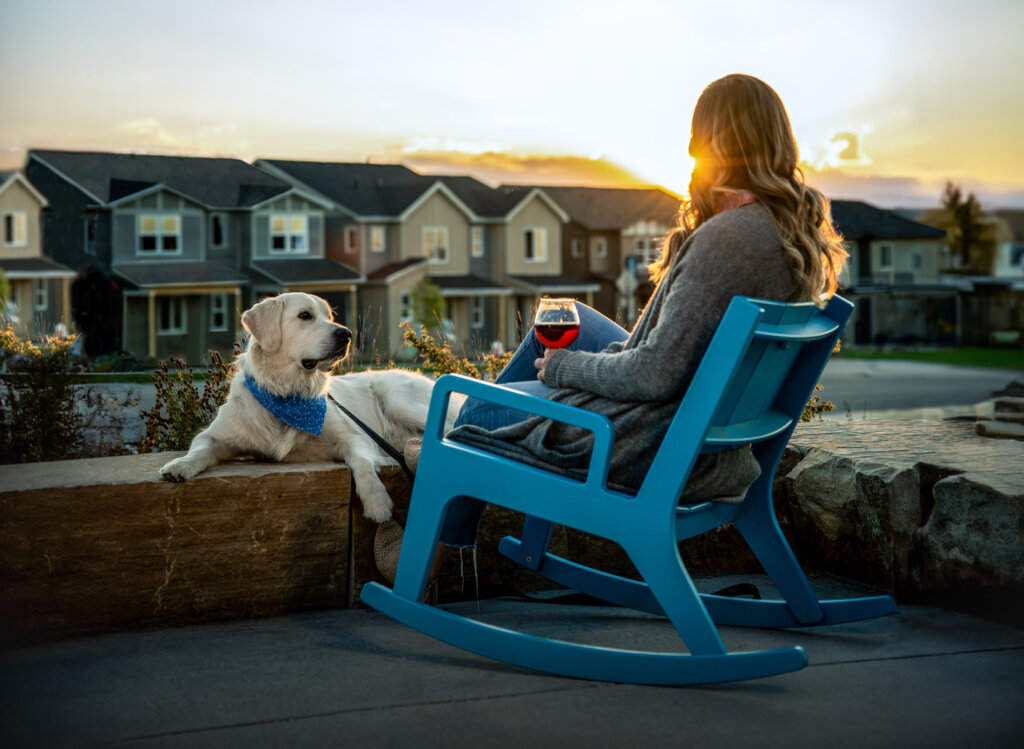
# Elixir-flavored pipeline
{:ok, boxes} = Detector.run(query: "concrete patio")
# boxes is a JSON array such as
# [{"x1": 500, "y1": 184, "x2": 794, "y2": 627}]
[{"x1": 2, "y1": 573, "x2": 1022, "y2": 748}]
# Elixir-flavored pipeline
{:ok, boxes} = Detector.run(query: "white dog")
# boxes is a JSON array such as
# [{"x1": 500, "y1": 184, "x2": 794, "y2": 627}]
[{"x1": 160, "y1": 292, "x2": 462, "y2": 522}]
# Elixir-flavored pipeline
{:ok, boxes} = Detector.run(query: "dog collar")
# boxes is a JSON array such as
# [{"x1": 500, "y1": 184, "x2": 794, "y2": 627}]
[{"x1": 244, "y1": 374, "x2": 326, "y2": 436}]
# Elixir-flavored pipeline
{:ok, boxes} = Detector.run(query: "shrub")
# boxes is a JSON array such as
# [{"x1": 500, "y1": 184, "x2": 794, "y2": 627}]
[
  {"x1": 801, "y1": 340, "x2": 841, "y2": 422},
  {"x1": 139, "y1": 349, "x2": 235, "y2": 453},
  {"x1": 400, "y1": 322, "x2": 512, "y2": 380},
  {"x1": 0, "y1": 326, "x2": 84, "y2": 463}
]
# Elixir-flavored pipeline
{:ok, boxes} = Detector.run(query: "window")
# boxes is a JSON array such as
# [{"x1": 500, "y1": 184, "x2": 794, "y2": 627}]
[
  {"x1": 3, "y1": 211, "x2": 27, "y2": 246},
  {"x1": 210, "y1": 214, "x2": 227, "y2": 248},
  {"x1": 157, "y1": 296, "x2": 187, "y2": 335},
  {"x1": 346, "y1": 226, "x2": 359, "y2": 253},
  {"x1": 399, "y1": 291, "x2": 414, "y2": 322},
  {"x1": 635, "y1": 237, "x2": 659, "y2": 265},
  {"x1": 570, "y1": 237, "x2": 584, "y2": 259},
  {"x1": 912, "y1": 251, "x2": 923, "y2": 271},
  {"x1": 1011, "y1": 245, "x2": 1024, "y2": 267},
  {"x1": 270, "y1": 215, "x2": 308, "y2": 254},
  {"x1": 524, "y1": 228, "x2": 547, "y2": 262},
  {"x1": 471, "y1": 227, "x2": 484, "y2": 258},
  {"x1": 33, "y1": 279, "x2": 48, "y2": 311},
  {"x1": 138, "y1": 214, "x2": 181, "y2": 255},
  {"x1": 878, "y1": 244, "x2": 893, "y2": 270},
  {"x1": 592, "y1": 236, "x2": 608, "y2": 259},
  {"x1": 423, "y1": 226, "x2": 449, "y2": 263},
  {"x1": 83, "y1": 215, "x2": 97, "y2": 255},
  {"x1": 470, "y1": 296, "x2": 484, "y2": 328},
  {"x1": 370, "y1": 225, "x2": 386, "y2": 253},
  {"x1": 210, "y1": 293, "x2": 229, "y2": 332}
]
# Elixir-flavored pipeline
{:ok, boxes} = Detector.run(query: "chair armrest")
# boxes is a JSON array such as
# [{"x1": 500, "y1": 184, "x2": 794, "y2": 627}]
[{"x1": 425, "y1": 374, "x2": 615, "y2": 484}]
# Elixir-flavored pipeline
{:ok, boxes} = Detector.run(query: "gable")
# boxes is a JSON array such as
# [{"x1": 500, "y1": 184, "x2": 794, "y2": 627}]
[{"x1": 114, "y1": 187, "x2": 204, "y2": 214}]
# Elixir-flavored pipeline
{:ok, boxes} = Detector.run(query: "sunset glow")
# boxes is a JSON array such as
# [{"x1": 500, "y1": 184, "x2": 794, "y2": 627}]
[{"x1": 1, "y1": 0, "x2": 1021, "y2": 208}]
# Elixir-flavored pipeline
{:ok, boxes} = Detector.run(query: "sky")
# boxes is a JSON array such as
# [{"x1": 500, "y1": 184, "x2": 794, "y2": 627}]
[{"x1": 1, "y1": 0, "x2": 1022, "y2": 208}]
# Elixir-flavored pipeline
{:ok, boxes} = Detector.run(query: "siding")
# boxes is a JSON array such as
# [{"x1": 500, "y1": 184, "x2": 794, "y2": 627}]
[
  {"x1": 24, "y1": 159, "x2": 101, "y2": 271},
  {"x1": 0, "y1": 180, "x2": 44, "y2": 260},
  {"x1": 506, "y1": 196, "x2": 561, "y2": 276},
  {"x1": 251, "y1": 193, "x2": 325, "y2": 259},
  {"x1": 401, "y1": 191, "x2": 469, "y2": 275},
  {"x1": 111, "y1": 190, "x2": 205, "y2": 264}
]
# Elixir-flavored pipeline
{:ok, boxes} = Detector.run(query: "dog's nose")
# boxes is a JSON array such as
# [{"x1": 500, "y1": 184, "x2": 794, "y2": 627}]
[{"x1": 335, "y1": 326, "x2": 352, "y2": 344}]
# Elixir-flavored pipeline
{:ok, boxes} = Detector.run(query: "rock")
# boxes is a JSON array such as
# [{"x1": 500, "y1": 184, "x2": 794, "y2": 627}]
[
  {"x1": 788, "y1": 420, "x2": 1024, "y2": 596},
  {"x1": 784, "y1": 449, "x2": 921, "y2": 590},
  {"x1": 975, "y1": 420, "x2": 1024, "y2": 439},
  {"x1": 915, "y1": 474, "x2": 1024, "y2": 589}
]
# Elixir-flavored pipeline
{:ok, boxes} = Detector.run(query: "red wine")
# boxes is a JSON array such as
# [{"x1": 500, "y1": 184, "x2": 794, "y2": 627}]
[{"x1": 535, "y1": 322, "x2": 580, "y2": 348}]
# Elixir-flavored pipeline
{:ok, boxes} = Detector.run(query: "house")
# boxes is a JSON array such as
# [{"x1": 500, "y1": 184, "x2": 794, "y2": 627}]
[
  {"x1": 24, "y1": 151, "x2": 356, "y2": 363},
  {"x1": 518, "y1": 186, "x2": 680, "y2": 326},
  {"x1": 0, "y1": 171, "x2": 76, "y2": 339},
  {"x1": 441, "y1": 180, "x2": 594, "y2": 347},
  {"x1": 256, "y1": 161, "x2": 594, "y2": 358},
  {"x1": 830, "y1": 200, "x2": 955, "y2": 345},
  {"x1": 989, "y1": 210, "x2": 1024, "y2": 279},
  {"x1": 959, "y1": 210, "x2": 1024, "y2": 345}
]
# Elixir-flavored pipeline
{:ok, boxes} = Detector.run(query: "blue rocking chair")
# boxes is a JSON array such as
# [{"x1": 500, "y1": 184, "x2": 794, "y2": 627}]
[{"x1": 361, "y1": 295, "x2": 896, "y2": 685}]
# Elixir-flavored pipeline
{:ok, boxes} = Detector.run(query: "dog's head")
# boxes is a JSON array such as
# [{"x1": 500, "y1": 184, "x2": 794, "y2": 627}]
[{"x1": 241, "y1": 292, "x2": 352, "y2": 373}]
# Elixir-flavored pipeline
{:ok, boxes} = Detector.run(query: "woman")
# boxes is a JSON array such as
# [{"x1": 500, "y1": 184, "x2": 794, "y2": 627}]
[{"x1": 375, "y1": 74, "x2": 848, "y2": 584}]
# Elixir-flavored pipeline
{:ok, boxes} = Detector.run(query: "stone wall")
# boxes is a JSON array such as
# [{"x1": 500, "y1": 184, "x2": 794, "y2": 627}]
[
  {"x1": 784, "y1": 419, "x2": 1024, "y2": 595},
  {"x1": 1, "y1": 419, "x2": 1021, "y2": 643}
]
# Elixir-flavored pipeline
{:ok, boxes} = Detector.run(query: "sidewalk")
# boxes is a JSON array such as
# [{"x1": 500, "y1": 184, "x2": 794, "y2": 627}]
[{"x1": 2, "y1": 574, "x2": 1022, "y2": 748}]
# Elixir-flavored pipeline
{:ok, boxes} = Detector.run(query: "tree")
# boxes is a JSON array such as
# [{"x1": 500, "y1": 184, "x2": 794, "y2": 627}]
[
  {"x1": 940, "y1": 182, "x2": 985, "y2": 270},
  {"x1": 411, "y1": 278, "x2": 446, "y2": 330}
]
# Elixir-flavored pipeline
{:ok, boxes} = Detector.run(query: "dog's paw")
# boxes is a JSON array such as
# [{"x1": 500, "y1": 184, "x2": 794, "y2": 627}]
[
  {"x1": 160, "y1": 458, "x2": 197, "y2": 483},
  {"x1": 359, "y1": 484, "x2": 394, "y2": 523}
]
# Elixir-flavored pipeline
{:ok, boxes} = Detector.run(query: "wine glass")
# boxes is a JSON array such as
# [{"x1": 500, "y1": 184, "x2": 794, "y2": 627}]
[{"x1": 533, "y1": 298, "x2": 580, "y2": 349}]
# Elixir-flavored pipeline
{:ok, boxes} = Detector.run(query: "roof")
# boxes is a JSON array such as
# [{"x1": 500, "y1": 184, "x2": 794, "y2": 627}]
[
  {"x1": 507, "y1": 274, "x2": 601, "y2": 293},
  {"x1": 113, "y1": 261, "x2": 249, "y2": 288},
  {"x1": 830, "y1": 200, "x2": 947, "y2": 241},
  {"x1": 503, "y1": 186, "x2": 680, "y2": 231},
  {"x1": 0, "y1": 171, "x2": 49, "y2": 206},
  {"x1": 258, "y1": 160, "x2": 436, "y2": 217},
  {"x1": 429, "y1": 274, "x2": 512, "y2": 296},
  {"x1": 437, "y1": 177, "x2": 532, "y2": 218},
  {"x1": 365, "y1": 258, "x2": 428, "y2": 282},
  {"x1": 0, "y1": 257, "x2": 76, "y2": 278},
  {"x1": 250, "y1": 258, "x2": 362, "y2": 285},
  {"x1": 29, "y1": 150, "x2": 292, "y2": 209}
]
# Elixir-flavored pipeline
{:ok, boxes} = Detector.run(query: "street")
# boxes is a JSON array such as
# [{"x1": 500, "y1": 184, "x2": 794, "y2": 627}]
[{"x1": 816, "y1": 358, "x2": 1021, "y2": 418}]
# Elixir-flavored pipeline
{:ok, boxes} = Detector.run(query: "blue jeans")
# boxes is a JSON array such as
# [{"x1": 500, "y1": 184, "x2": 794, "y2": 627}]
[{"x1": 439, "y1": 303, "x2": 629, "y2": 547}]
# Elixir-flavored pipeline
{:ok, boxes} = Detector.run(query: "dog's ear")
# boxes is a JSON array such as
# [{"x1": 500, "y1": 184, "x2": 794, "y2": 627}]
[{"x1": 241, "y1": 296, "x2": 284, "y2": 353}]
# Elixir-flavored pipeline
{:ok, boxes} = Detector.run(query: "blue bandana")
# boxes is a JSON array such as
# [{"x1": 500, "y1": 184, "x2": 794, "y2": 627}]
[{"x1": 245, "y1": 374, "x2": 326, "y2": 436}]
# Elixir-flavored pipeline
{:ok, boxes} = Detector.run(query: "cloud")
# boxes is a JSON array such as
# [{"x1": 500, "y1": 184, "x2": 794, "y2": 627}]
[
  {"x1": 113, "y1": 118, "x2": 249, "y2": 159},
  {"x1": 116, "y1": 118, "x2": 188, "y2": 150},
  {"x1": 387, "y1": 147, "x2": 648, "y2": 188}
]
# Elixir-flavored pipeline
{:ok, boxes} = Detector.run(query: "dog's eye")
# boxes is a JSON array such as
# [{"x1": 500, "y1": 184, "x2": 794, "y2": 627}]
[{"x1": 298, "y1": 310, "x2": 313, "y2": 321}]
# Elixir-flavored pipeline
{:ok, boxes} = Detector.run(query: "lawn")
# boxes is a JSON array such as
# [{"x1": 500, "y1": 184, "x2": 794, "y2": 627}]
[{"x1": 836, "y1": 346, "x2": 1024, "y2": 370}]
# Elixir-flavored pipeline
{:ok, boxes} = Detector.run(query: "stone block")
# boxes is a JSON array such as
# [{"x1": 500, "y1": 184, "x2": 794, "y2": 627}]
[
  {"x1": 915, "y1": 474, "x2": 1024, "y2": 589},
  {"x1": 788, "y1": 419, "x2": 1024, "y2": 596},
  {"x1": 784, "y1": 449, "x2": 921, "y2": 590},
  {"x1": 0, "y1": 453, "x2": 377, "y2": 643}
]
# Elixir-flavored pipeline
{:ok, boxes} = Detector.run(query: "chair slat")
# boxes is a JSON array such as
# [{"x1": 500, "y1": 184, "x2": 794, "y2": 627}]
[{"x1": 704, "y1": 410, "x2": 794, "y2": 447}]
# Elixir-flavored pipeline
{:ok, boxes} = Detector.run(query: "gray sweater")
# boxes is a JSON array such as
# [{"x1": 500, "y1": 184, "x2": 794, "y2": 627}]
[{"x1": 449, "y1": 203, "x2": 803, "y2": 498}]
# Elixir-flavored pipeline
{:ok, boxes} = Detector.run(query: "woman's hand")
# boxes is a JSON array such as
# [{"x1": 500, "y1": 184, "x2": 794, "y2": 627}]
[{"x1": 534, "y1": 348, "x2": 555, "y2": 382}]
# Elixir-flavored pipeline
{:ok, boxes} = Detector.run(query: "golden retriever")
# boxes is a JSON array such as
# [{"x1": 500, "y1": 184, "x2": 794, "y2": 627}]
[{"x1": 159, "y1": 292, "x2": 461, "y2": 522}]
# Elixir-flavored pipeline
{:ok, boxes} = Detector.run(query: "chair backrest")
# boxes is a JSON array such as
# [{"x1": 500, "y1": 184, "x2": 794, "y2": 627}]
[{"x1": 641, "y1": 294, "x2": 853, "y2": 500}]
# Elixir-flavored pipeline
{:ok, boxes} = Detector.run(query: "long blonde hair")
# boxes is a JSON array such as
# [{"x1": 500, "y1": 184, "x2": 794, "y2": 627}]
[{"x1": 651, "y1": 74, "x2": 847, "y2": 303}]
